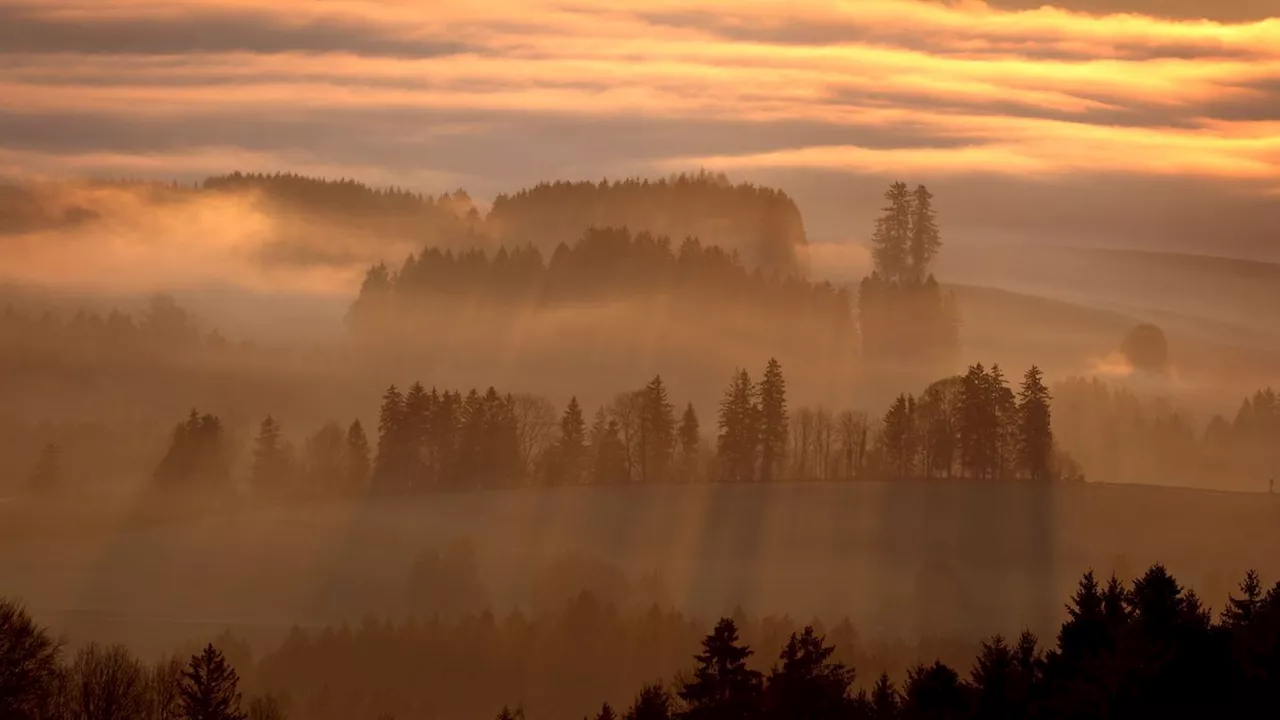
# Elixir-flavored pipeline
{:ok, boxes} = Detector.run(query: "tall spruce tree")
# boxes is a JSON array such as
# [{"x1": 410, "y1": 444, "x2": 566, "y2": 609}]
[
  {"x1": 718, "y1": 369, "x2": 759, "y2": 483},
  {"x1": 251, "y1": 416, "x2": 286, "y2": 493},
  {"x1": 871, "y1": 182, "x2": 913, "y2": 284},
  {"x1": 958, "y1": 364, "x2": 994, "y2": 480},
  {"x1": 908, "y1": 185, "x2": 941, "y2": 283},
  {"x1": 757, "y1": 359, "x2": 788, "y2": 483},
  {"x1": 1017, "y1": 365, "x2": 1054, "y2": 481},
  {"x1": 402, "y1": 382, "x2": 432, "y2": 489},
  {"x1": 763, "y1": 626, "x2": 855, "y2": 720},
  {"x1": 552, "y1": 397, "x2": 588, "y2": 485},
  {"x1": 179, "y1": 645, "x2": 246, "y2": 720},
  {"x1": 678, "y1": 619, "x2": 763, "y2": 720},
  {"x1": 881, "y1": 394, "x2": 917, "y2": 480},
  {"x1": 373, "y1": 385, "x2": 405, "y2": 491},
  {"x1": 989, "y1": 364, "x2": 1018, "y2": 481},
  {"x1": 678, "y1": 402, "x2": 702, "y2": 482},
  {"x1": 640, "y1": 376, "x2": 676, "y2": 483}
]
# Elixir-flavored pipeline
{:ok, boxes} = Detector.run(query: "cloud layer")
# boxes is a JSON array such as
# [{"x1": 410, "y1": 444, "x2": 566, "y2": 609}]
[{"x1": 1, "y1": 0, "x2": 1277, "y2": 258}]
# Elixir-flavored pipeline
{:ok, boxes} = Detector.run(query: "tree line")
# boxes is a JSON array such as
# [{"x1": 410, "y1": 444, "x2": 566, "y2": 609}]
[
  {"x1": 347, "y1": 226, "x2": 849, "y2": 334},
  {"x1": 142, "y1": 358, "x2": 1064, "y2": 496},
  {"x1": 0, "y1": 295, "x2": 238, "y2": 357},
  {"x1": 1054, "y1": 379, "x2": 1280, "y2": 492},
  {"x1": 5, "y1": 564, "x2": 1280, "y2": 719},
  {"x1": 0, "y1": 601, "x2": 280, "y2": 720},
  {"x1": 551, "y1": 564, "x2": 1280, "y2": 720},
  {"x1": 204, "y1": 170, "x2": 808, "y2": 274}
]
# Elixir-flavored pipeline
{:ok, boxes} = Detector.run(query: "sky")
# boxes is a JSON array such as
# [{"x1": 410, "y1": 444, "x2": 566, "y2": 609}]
[{"x1": 1, "y1": 0, "x2": 1278, "y2": 258}]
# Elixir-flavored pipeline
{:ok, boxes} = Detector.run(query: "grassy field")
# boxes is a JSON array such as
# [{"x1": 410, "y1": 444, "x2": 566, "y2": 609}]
[{"x1": 4, "y1": 480, "x2": 1279, "y2": 657}]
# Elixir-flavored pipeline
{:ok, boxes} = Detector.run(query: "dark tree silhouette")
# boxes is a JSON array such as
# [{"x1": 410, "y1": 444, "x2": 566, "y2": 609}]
[
  {"x1": 859, "y1": 182, "x2": 957, "y2": 365},
  {"x1": 902, "y1": 661, "x2": 967, "y2": 720},
  {"x1": 67, "y1": 642, "x2": 150, "y2": 720},
  {"x1": 678, "y1": 619, "x2": 763, "y2": 720},
  {"x1": 1017, "y1": 366, "x2": 1053, "y2": 481},
  {"x1": 871, "y1": 182, "x2": 913, "y2": 284},
  {"x1": 908, "y1": 185, "x2": 942, "y2": 283},
  {"x1": 717, "y1": 370, "x2": 760, "y2": 484},
  {"x1": 153, "y1": 410, "x2": 230, "y2": 488},
  {"x1": 881, "y1": 394, "x2": 917, "y2": 480},
  {"x1": 678, "y1": 403, "x2": 702, "y2": 482},
  {"x1": 757, "y1": 359, "x2": 788, "y2": 484},
  {"x1": 179, "y1": 644, "x2": 246, "y2": 720},
  {"x1": 640, "y1": 376, "x2": 677, "y2": 484},
  {"x1": 0, "y1": 599, "x2": 62, "y2": 720},
  {"x1": 626, "y1": 682, "x2": 674, "y2": 720},
  {"x1": 251, "y1": 415, "x2": 287, "y2": 493},
  {"x1": 763, "y1": 626, "x2": 854, "y2": 720},
  {"x1": 548, "y1": 396, "x2": 588, "y2": 485},
  {"x1": 373, "y1": 385, "x2": 407, "y2": 491}
]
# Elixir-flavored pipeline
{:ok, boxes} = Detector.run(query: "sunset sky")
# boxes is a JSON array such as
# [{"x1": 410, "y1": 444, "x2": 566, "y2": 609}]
[{"x1": 2, "y1": 0, "x2": 1277, "y2": 257}]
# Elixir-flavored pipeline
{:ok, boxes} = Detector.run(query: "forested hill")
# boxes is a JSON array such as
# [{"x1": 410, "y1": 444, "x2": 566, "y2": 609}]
[
  {"x1": 487, "y1": 174, "x2": 808, "y2": 273},
  {"x1": 206, "y1": 171, "x2": 809, "y2": 273}
]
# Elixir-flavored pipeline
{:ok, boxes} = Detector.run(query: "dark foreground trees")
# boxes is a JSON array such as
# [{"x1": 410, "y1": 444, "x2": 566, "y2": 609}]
[
  {"x1": 537, "y1": 564, "x2": 1280, "y2": 720},
  {"x1": 0, "y1": 600, "x2": 61, "y2": 719},
  {"x1": 7, "y1": 564, "x2": 1280, "y2": 719}
]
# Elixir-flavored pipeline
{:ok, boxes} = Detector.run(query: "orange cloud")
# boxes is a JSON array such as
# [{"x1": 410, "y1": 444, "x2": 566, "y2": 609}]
[{"x1": 0, "y1": 0, "x2": 1276, "y2": 184}]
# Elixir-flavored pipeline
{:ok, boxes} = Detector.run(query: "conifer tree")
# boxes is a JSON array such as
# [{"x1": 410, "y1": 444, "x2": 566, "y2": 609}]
[
  {"x1": 989, "y1": 364, "x2": 1018, "y2": 481},
  {"x1": 402, "y1": 382, "x2": 431, "y2": 488},
  {"x1": 251, "y1": 416, "x2": 286, "y2": 493},
  {"x1": 869, "y1": 672, "x2": 901, "y2": 719},
  {"x1": 717, "y1": 369, "x2": 759, "y2": 483},
  {"x1": 625, "y1": 683, "x2": 673, "y2": 720},
  {"x1": 880, "y1": 394, "x2": 917, "y2": 480},
  {"x1": 1222, "y1": 569, "x2": 1263, "y2": 628},
  {"x1": 551, "y1": 397, "x2": 588, "y2": 485},
  {"x1": 345, "y1": 420, "x2": 371, "y2": 493},
  {"x1": 678, "y1": 619, "x2": 763, "y2": 720},
  {"x1": 757, "y1": 359, "x2": 788, "y2": 483},
  {"x1": 958, "y1": 365, "x2": 994, "y2": 480},
  {"x1": 870, "y1": 182, "x2": 913, "y2": 284},
  {"x1": 1017, "y1": 365, "x2": 1054, "y2": 482},
  {"x1": 374, "y1": 385, "x2": 406, "y2": 491},
  {"x1": 591, "y1": 414, "x2": 629, "y2": 486},
  {"x1": 640, "y1": 376, "x2": 677, "y2": 483},
  {"x1": 678, "y1": 403, "x2": 702, "y2": 482},
  {"x1": 901, "y1": 661, "x2": 966, "y2": 720},
  {"x1": 179, "y1": 644, "x2": 246, "y2": 720},
  {"x1": 908, "y1": 185, "x2": 941, "y2": 283},
  {"x1": 764, "y1": 626, "x2": 854, "y2": 720}
]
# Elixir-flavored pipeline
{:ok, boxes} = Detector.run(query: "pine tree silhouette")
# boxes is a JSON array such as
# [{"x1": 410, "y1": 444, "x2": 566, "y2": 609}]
[
  {"x1": 678, "y1": 618, "x2": 763, "y2": 720},
  {"x1": 757, "y1": 359, "x2": 788, "y2": 484},
  {"x1": 763, "y1": 626, "x2": 854, "y2": 720},
  {"x1": 179, "y1": 644, "x2": 246, "y2": 720}
]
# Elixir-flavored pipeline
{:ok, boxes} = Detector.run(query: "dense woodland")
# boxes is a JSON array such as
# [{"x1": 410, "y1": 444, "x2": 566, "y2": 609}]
[
  {"x1": 4, "y1": 563, "x2": 1280, "y2": 719},
  {"x1": 346, "y1": 227, "x2": 850, "y2": 334}
]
